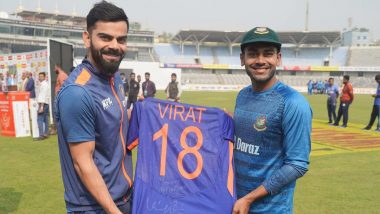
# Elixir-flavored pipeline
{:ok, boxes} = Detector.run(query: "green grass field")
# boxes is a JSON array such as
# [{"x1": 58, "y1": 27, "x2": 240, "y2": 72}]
[{"x1": 1, "y1": 91, "x2": 379, "y2": 213}]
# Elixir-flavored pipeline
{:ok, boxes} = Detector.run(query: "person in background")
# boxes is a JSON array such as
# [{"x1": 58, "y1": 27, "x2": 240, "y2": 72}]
[
  {"x1": 333, "y1": 75, "x2": 354, "y2": 128},
  {"x1": 326, "y1": 77, "x2": 339, "y2": 124},
  {"x1": 137, "y1": 74, "x2": 143, "y2": 98},
  {"x1": 127, "y1": 72, "x2": 139, "y2": 108},
  {"x1": 36, "y1": 72, "x2": 50, "y2": 140},
  {"x1": 120, "y1": 72, "x2": 129, "y2": 100},
  {"x1": 307, "y1": 80, "x2": 313, "y2": 95},
  {"x1": 165, "y1": 73, "x2": 182, "y2": 102},
  {"x1": 0, "y1": 73, "x2": 4, "y2": 92},
  {"x1": 25, "y1": 72, "x2": 36, "y2": 99},
  {"x1": 141, "y1": 72, "x2": 156, "y2": 98},
  {"x1": 54, "y1": 65, "x2": 68, "y2": 96},
  {"x1": 363, "y1": 74, "x2": 380, "y2": 131},
  {"x1": 19, "y1": 72, "x2": 28, "y2": 91}
]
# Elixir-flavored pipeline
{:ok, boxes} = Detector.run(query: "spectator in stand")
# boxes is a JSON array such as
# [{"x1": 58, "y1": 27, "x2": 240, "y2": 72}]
[
  {"x1": 333, "y1": 75, "x2": 354, "y2": 128},
  {"x1": 127, "y1": 72, "x2": 139, "y2": 109},
  {"x1": 326, "y1": 78, "x2": 339, "y2": 124},
  {"x1": 142, "y1": 72, "x2": 156, "y2": 98},
  {"x1": 25, "y1": 72, "x2": 36, "y2": 99},
  {"x1": 165, "y1": 73, "x2": 182, "y2": 102},
  {"x1": 363, "y1": 74, "x2": 380, "y2": 131}
]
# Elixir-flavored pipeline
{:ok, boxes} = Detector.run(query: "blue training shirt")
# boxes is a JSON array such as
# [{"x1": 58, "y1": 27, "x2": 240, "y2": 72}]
[
  {"x1": 55, "y1": 59, "x2": 133, "y2": 212},
  {"x1": 326, "y1": 84, "x2": 339, "y2": 105},
  {"x1": 128, "y1": 98, "x2": 236, "y2": 214},
  {"x1": 234, "y1": 81, "x2": 312, "y2": 214},
  {"x1": 375, "y1": 84, "x2": 380, "y2": 106}
]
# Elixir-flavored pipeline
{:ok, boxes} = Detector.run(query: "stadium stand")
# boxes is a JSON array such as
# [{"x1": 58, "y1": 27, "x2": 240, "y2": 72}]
[{"x1": 347, "y1": 47, "x2": 380, "y2": 66}]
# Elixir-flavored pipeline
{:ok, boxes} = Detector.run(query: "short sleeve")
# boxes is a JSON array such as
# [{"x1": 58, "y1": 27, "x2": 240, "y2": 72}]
[
  {"x1": 282, "y1": 93, "x2": 312, "y2": 170},
  {"x1": 127, "y1": 100, "x2": 142, "y2": 149},
  {"x1": 222, "y1": 112, "x2": 235, "y2": 142},
  {"x1": 57, "y1": 85, "x2": 95, "y2": 143}
]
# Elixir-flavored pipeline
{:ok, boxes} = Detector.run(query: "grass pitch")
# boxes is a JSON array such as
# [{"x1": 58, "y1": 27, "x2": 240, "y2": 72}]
[{"x1": 0, "y1": 90, "x2": 379, "y2": 213}]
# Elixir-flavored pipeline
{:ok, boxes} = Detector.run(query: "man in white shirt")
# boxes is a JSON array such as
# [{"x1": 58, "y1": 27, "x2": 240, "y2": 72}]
[{"x1": 36, "y1": 72, "x2": 50, "y2": 140}]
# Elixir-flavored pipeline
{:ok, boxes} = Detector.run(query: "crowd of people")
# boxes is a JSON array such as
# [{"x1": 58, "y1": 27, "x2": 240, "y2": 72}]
[{"x1": 307, "y1": 79, "x2": 330, "y2": 95}]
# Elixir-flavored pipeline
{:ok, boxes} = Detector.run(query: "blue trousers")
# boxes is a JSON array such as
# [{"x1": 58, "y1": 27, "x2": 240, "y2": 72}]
[
  {"x1": 327, "y1": 102, "x2": 337, "y2": 123},
  {"x1": 366, "y1": 105, "x2": 380, "y2": 129},
  {"x1": 335, "y1": 102, "x2": 350, "y2": 126},
  {"x1": 37, "y1": 104, "x2": 49, "y2": 137}
]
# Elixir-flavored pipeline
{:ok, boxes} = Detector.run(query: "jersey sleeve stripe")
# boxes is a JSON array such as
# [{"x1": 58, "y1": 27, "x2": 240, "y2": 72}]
[
  {"x1": 75, "y1": 69, "x2": 91, "y2": 86},
  {"x1": 127, "y1": 138, "x2": 139, "y2": 150},
  {"x1": 227, "y1": 141, "x2": 234, "y2": 196}
]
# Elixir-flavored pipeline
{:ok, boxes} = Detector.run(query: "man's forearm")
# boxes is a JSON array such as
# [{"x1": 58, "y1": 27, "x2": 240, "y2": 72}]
[{"x1": 73, "y1": 158, "x2": 121, "y2": 214}]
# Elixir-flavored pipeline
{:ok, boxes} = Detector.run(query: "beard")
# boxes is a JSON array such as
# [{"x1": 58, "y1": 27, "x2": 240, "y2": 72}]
[
  {"x1": 90, "y1": 41, "x2": 124, "y2": 76},
  {"x1": 245, "y1": 64, "x2": 276, "y2": 84}
]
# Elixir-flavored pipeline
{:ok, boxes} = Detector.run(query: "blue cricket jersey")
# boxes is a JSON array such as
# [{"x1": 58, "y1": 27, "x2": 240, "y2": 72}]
[
  {"x1": 234, "y1": 81, "x2": 312, "y2": 214},
  {"x1": 56, "y1": 59, "x2": 133, "y2": 211},
  {"x1": 375, "y1": 84, "x2": 380, "y2": 106},
  {"x1": 127, "y1": 98, "x2": 236, "y2": 214}
]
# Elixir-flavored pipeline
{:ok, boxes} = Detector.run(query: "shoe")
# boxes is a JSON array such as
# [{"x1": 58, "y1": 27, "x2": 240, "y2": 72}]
[
  {"x1": 328, "y1": 121, "x2": 333, "y2": 124},
  {"x1": 340, "y1": 125, "x2": 347, "y2": 128},
  {"x1": 331, "y1": 123, "x2": 338, "y2": 126},
  {"x1": 374, "y1": 129, "x2": 380, "y2": 132},
  {"x1": 34, "y1": 137, "x2": 45, "y2": 141},
  {"x1": 363, "y1": 127, "x2": 371, "y2": 130}
]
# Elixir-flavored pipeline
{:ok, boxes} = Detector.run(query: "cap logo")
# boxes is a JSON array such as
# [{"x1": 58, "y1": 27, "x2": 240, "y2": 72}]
[{"x1": 254, "y1": 27, "x2": 269, "y2": 35}]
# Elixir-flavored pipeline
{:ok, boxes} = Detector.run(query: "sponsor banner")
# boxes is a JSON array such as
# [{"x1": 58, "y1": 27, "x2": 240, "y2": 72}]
[
  {"x1": 0, "y1": 93, "x2": 15, "y2": 136},
  {"x1": 203, "y1": 64, "x2": 229, "y2": 70},
  {"x1": 282, "y1": 66, "x2": 311, "y2": 71},
  {"x1": 182, "y1": 84, "x2": 245, "y2": 91},
  {"x1": 310, "y1": 66, "x2": 339, "y2": 72},
  {"x1": 160, "y1": 63, "x2": 203, "y2": 69},
  {"x1": 12, "y1": 101, "x2": 31, "y2": 137},
  {"x1": 339, "y1": 66, "x2": 380, "y2": 72},
  {"x1": 29, "y1": 99, "x2": 39, "y2": 138}
]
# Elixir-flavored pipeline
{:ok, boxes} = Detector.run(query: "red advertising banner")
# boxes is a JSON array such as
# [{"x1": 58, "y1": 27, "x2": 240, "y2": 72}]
[{"x1": 0, "y1": 92, "x2": 30, "y2": 137}]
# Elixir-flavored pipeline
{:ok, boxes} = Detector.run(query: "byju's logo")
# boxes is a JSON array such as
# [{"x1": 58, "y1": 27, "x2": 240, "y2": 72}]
[{"x1": 102, "y1": 97, "x2": 113, "y2": 110}]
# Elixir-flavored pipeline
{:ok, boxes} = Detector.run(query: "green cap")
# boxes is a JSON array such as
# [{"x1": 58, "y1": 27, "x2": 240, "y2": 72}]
[{"x1": 240, "y1": 27, "x2": 281, "y2": 51}]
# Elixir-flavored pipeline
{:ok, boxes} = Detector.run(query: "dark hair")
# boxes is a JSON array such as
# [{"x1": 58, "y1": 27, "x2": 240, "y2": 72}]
[
  {"x1": 130, "y1": 72, "x2": 135, "y2": 76},
  {"x1": 375, "y1": 74, "x2": 380, "y2": 80},
  {"x1": 171, "y1": 73, "x2": 177, "y2": 77},
  {"x1": 145, "y1": 72, "x2": 150, "y2": 76},
  {"x1": 343, "y1": 75, "x2": 350, "y2": 81},
  {"x1": 39, "y1": 72, "x2": 46, "y2": 77},
  {"x1": 120, "y1": 73, "x2": 126, "y2": 76},
  {"x1": 86, "y1": 1, "x2": 129, "y2": 32},
  {"x1": 328, "y1": 77, "x2": 334, "y2": 81}
]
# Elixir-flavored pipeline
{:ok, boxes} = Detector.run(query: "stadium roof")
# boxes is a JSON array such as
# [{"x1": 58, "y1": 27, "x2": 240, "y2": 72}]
[
  {"x1": 12, "y1": 9, "x2": 86, "y2": 23},
  {"x1": 172, "y1": 30, "x2": 341, "y2": 45}
]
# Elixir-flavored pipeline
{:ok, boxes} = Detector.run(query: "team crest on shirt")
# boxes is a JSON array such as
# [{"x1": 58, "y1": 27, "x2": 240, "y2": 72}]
[{"x1": 253, "y1": 116, "x2": 267, "y2": 131}]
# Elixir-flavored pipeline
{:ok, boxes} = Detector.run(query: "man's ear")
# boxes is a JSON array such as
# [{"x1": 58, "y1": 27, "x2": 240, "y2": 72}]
[
  {"x1": 83, "y1": 31, "x2": 91, "y2": 49},
  {"x1": 276, "y1": 52, "x2": 282, "y2": 66}
]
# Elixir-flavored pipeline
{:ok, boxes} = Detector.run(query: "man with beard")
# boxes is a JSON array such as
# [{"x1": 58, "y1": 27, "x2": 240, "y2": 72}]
[
  {"x1": 141, "y1": 72, "x2": 156, "y2": 98},
  {"x1": 165, "y1": 73, "x2": 182, "y2": 102},
  {"x1": 55, "y1": 1, "x2": 133, "y2": 213},
  {"x1": 127, "y1": 72, "x2": 139, "y2": 109},
  {"x1": 232, "y1": 27, "x2": 312, "y2": 214}
]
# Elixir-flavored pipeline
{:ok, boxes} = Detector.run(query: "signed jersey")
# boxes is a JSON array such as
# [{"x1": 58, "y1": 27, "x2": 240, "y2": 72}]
[{"x1": 127, "y1": 98, "x2": 236, "y2": 214}]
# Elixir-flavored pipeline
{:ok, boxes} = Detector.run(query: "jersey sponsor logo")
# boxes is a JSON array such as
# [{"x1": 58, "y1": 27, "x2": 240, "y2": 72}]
[
  {"x1": 102, "y1": 97, "x2": 113, "y2": 110},
  {"x1": 253, "y1": 115, "x2": 267, "y2": 131},
  {"x1": 234, "y1": 136, "x2": 260, "y2": 155}
]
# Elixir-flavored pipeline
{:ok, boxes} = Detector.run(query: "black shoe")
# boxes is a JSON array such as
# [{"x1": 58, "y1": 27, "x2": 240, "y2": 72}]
[
  {"x1": 331, "y1": 123, "x2": 338, "y2": 126},
  {"x1": 340, "y1": 125, "x2": 347, "y2": 128},
  {"x1": 374, "y1": 129, "x2": 380, "y2": 132},
  {"x1": 363, "y1": 127, "x2": 371, "y2": 130}
]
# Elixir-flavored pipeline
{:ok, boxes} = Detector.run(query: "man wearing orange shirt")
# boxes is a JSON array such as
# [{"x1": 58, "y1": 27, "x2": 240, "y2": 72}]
[
  {"x1": 54, "y1": 65, "x2": 69, "y2": 95},
  {"x1": 333, "y1": 75, "x2": 354, "y2": 128}
]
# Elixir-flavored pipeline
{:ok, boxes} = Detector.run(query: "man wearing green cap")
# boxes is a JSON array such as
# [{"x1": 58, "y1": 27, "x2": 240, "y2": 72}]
[{"x1": 232, "y1": 27, "x2": 312, "y2": 214}]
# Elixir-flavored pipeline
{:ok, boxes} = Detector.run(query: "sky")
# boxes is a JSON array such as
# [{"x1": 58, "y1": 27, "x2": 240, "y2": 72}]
[{"x1": 1, "y1": 0, "x2": 379, "y2": 40}]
